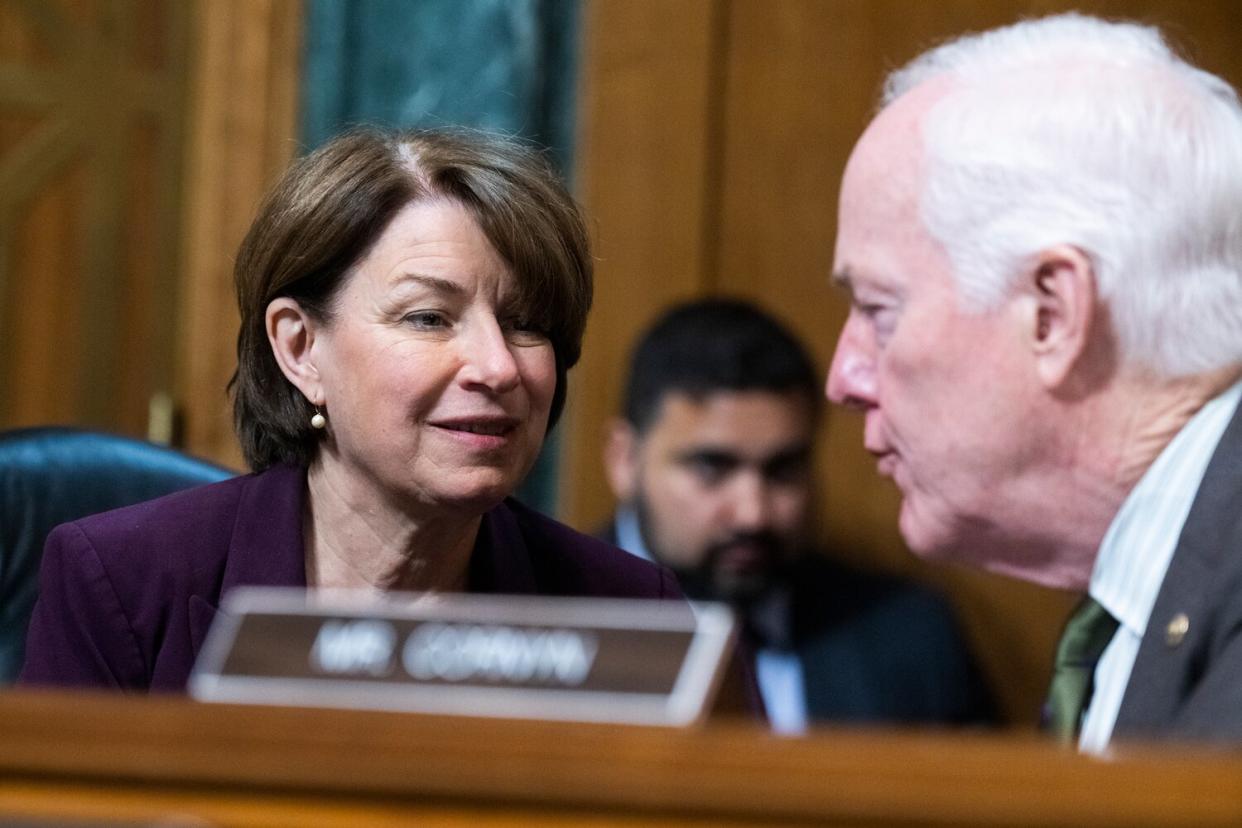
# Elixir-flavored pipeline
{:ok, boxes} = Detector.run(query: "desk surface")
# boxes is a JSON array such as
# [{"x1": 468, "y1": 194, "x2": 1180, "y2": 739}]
[{"x1": 0, "y1": 690, "x2": 1240, "y2": 827}]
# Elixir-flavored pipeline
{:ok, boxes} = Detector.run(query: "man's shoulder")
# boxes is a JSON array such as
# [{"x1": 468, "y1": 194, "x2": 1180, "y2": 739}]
[
  {"x1": 500, "y1": 500, "x2": 680, "y2": 599},
  {"x1": 591, "y1": 515, "x2": 621, "y2": 547},
  {"x1": 788, "y1": 552, "x2": 931, "y2": 598},
  {"x1": 1114, "y1": 395, "x2": 1242, "y2": 740},
  {"x1": 786, "y1": 551, "x2": 995, "y2": 723},
  {"x1": 786, "y1": 552, "x2": 962, "y2": 641}
]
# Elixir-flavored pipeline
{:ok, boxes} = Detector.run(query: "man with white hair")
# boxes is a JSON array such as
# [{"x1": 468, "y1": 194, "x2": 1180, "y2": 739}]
[{"x1": 826, "y1": 13, "x2": 1242, "y2": 752}]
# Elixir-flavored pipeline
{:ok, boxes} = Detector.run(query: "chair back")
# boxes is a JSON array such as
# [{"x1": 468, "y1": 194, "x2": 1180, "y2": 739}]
[{"x1": 0, "y1": 428, "x2": 235, "y2": 682}]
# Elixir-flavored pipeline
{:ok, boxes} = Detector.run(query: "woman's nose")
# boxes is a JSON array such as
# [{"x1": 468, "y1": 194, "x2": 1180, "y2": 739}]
[{"x1": 459, "y1": 319, "x2": 521, "y2": 393}]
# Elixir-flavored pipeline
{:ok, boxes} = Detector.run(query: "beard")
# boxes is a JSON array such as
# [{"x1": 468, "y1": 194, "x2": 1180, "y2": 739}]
[{"x1": 635, "y1": 496, "x2": 791, "y2": 608}]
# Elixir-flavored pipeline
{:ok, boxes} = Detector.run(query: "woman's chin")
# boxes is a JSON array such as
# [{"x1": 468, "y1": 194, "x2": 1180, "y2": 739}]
[{"x1": 417, "y1": 473, "x2": 519, "y2": 515}]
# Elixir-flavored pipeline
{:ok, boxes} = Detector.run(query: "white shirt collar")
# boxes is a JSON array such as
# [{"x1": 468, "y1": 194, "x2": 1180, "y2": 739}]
[
  {"x1": 612, "y1": 505, "x2": 793, "y2": 647},
  {"x1": 614, "y1": 505, "x2": 652, "y2": 562},
  {"x1": 614, "y1": 507, "x2": 808, "y2": 733},
  {"x1": 1090, "y1": 379, "x2": 1242, "y2": 637}
]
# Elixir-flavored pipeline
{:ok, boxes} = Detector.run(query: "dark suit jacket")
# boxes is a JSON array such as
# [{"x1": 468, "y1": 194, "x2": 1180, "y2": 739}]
[
  {"x1": 600, "y1": 521, "x2": 993, "y2": 726},
  {"x1": 1114, "y1": 395, "x2": 1242, "y2": 743},
  {"x1": 786, "y1": 554, "x2": 992, "y2": 725},
  {"x1": 20, "y1": 464, "x2": 683, "y2": 692}
]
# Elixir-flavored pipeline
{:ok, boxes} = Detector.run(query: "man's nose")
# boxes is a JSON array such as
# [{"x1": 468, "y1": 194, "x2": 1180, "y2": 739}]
[
  {"x1": 826, "y1": 316, "x2": 877, "y2": 410},
  {"x1": 727, "y1": 472, "x2": 773, "y2": 532}
]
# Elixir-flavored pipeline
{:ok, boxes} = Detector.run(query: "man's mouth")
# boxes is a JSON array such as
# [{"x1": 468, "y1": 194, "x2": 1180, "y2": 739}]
[
  {"x1": 708, "y1": 535, "x2": 783, "y2": 574},
  {"x1": 717, "y1": 543, "x2": 766, "y2": 572}
]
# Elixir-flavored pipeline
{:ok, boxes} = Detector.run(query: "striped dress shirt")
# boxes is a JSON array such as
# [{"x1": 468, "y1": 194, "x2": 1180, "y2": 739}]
[{"x1": 1080, "y1": 379, "x2": 1242, "y2": 754}]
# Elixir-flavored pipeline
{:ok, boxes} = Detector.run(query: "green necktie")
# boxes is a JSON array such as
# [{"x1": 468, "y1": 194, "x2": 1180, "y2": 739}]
[{"x1": 1044, "y1": 597, "x2": 1119, "y2": 745}]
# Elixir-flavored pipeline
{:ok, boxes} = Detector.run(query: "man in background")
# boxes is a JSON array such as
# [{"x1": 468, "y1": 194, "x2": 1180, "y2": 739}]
[
  {"x1": 826, "y1": 14, "x2": 1242, "y2": 751},
  {"x1": 602, "y1": 298, "x2": 992, "y2": 733}
]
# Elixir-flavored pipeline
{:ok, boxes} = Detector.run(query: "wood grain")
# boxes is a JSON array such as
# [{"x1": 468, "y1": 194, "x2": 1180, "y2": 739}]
[
  {"x1": 176, "y1": 0, "x2": 302, "y2": 469},
  {"x1": 0, "y1": 691, "x2": 1240, "y2": 827},
  {"x1": 0, "y1": 1, "x2": 189, "y2": 438},
  {"x1": 563, "y1": 0, "x2": 726, "y2": 525}
]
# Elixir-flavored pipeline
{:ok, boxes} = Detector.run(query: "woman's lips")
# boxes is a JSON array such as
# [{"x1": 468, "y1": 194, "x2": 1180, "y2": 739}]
[{"x1": 430, "y1": 417, "x2": 520, "y2": 450}]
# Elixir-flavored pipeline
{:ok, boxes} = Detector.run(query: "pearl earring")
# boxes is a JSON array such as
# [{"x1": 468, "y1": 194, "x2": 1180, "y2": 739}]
[{"x1": 310, "y1": 407, "x2": 326, "y2": 429}]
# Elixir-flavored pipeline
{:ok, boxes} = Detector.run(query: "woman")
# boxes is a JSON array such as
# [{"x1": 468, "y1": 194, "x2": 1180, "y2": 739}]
[{"x1": 20, "y1": 128, "x2": 683, "y2": 691}]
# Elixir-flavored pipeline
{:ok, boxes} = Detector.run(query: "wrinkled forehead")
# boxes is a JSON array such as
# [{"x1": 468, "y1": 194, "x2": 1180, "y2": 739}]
[
  {"x1": 835, "y1": 79, "x2": 957, "y2": 290},
  {"x1": 841, "y1": 78, "x2": 951, "y2": 216}
]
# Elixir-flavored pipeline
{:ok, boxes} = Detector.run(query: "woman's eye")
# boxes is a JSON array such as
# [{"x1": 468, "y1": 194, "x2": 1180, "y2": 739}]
[
  {"x1": 404, "y1": 311, "x2": 448, "y2": 329},
  {"x1": 502, "y1": 318, "x2": 549, "y2": 345},
  {"x1": 501, "y1": 315, "x2": 534, "y2": 331}
]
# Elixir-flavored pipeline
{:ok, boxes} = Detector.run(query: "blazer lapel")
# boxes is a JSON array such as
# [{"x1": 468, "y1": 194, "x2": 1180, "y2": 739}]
[
  {"x1": 225, "y1": 463, "x2": 308, "y2": 589},
  {"x1": 1114, "y1": 396, "x2": 1242, "y2": 736},
  {"x1": 468, "y1": 500, "x2": 539, "y2": 594},
  {"x1": 183, "y1": 464, "x2": 307, "y2": 659},
  {"x1": 188, "y1": 594, "x2": 218, "y2": 655},
  {"x1": 194, "y1": 464, "x2": 309, "y2": 627}
]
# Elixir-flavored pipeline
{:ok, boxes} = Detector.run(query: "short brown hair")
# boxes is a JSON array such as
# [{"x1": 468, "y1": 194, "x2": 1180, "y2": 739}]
[{"x1": 231, "y1": 127, "x2": 593, "y2": 471}]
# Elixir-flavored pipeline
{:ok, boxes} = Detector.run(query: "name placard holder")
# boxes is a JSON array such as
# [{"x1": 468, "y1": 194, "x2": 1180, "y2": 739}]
[{"x1": 189, "y1": 588, "x2": 736, "y2": 727}]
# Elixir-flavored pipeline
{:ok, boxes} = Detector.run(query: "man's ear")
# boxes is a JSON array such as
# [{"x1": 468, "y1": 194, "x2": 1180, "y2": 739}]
[
  {"x1": 1022, "y1": 244, "x2": 1097, "y2": 389},
  {"x1": 603, "y1": 418, "x2": 640, "y2": 502},
  {"x1": 266, "y1": 297, "x2": 325, "y2": 405}
]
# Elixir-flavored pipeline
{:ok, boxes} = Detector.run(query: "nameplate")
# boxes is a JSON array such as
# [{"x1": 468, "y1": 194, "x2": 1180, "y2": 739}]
[{"x1": 189, "y1": 588, "x2": 736, "y2": 727}]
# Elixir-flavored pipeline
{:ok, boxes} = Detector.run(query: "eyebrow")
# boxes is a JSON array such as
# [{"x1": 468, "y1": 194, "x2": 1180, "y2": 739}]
[
  {"x1": 763, "y1": 444, "x2": 812, "y2": 469},
  {"x1": 675, "y1": 448, "x2": 740, "y2": 465},
  {"x1": 674, "y1": 443, "x2": 811, "y2": 468},
  {"x1": 831, "y1": 267, "x2": 900, "y2": 300},
  {"x1": 394, "y1": 273, "x2": 468, "y2": 297}
]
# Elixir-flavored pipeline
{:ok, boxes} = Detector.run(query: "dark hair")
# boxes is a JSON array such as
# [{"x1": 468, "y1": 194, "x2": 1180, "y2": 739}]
[
  {"x1": 231, "y1": 126, "x2": 593, "y2": 470},
  {"x1": 621, "y1": 298, "x2": 820, "y2": 432}
]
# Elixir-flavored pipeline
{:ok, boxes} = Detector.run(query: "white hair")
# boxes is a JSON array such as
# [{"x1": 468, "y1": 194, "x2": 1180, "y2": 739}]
[{"x1": 885, "y1": 13, "x2": 1242, "y2": 377}]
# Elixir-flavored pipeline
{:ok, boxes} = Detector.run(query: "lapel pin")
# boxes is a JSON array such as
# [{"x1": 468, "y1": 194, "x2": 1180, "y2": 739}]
[{"x1": 1165, "y1": 613, "x2": 1190, "y2": 647}]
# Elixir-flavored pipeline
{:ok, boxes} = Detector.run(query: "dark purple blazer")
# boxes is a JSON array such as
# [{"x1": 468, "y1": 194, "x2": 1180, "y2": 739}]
[{"x1": 19, "y1": 464, "x2": 683, "y2": 692}]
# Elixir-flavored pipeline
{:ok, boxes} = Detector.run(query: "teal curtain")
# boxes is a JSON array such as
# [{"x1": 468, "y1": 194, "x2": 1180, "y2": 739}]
[{"x1": 300, "y1": 0, "x2": 582, "y2": 514}]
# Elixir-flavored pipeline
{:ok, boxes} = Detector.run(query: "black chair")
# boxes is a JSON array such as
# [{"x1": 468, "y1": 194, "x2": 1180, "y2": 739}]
[{"x1": 0, "y1": 427, "x2": 235, "y2": 683}]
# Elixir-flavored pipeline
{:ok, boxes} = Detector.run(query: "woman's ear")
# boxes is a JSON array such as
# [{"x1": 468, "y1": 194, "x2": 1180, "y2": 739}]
[
  {"x1": 1024, "y1": 244, "x2": 1098, "y2": 389},
  {"x1": 266, "y1": 297, "x2": 324, "y2": 405}
]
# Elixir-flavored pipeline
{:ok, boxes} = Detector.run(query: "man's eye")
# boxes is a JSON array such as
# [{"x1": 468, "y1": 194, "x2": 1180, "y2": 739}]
[
  {"x1": 857, "y1": 302, "x2": 886, "y2": 319},
  {"x1": 857, "y1": 302, "x2": 897, "y2": 344},
  {"x1": 687, "y1": 456, "x2": 732, "y2": 485},
  {"x1": 765, "y1": 456, "x2": 810, "y2": 485},
  {"x1": 404, "y1": 311, "x2": 448, "y2": 329}
]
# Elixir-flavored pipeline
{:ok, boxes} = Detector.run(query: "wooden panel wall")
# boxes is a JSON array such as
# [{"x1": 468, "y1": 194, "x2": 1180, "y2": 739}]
[
  {"x1": 568, "y1": 0, "x2": 1242, "y2": 724},
  {"x1": 0, "y1": 0, "x2": 300, "y2": 470},
  {"x1": 176, "y1": 0, "x2": 303, "y2": 469},
  {"x1": 0, "y1": 0, "x2": 189, "y2": 437},
  {"x1": 561, "y1": 0, "x2": 727, "y2": 525}
]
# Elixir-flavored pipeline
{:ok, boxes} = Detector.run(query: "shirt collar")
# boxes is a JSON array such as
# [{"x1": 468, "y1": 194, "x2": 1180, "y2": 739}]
[
  {"x1": 614, "y1": 505, "x2": 652, "y2": 562},
  {"x1": 613, "y1": 505, "x2": 793, "y2": 647},
  {"x1": 1090, "y1": 379, "x2": 1242, "y2": 637}
]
